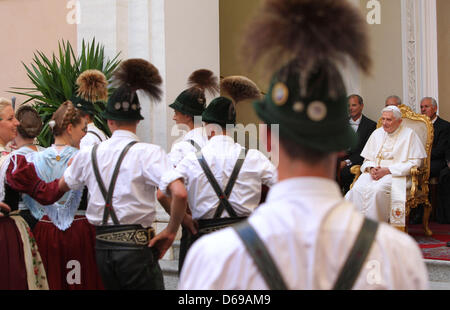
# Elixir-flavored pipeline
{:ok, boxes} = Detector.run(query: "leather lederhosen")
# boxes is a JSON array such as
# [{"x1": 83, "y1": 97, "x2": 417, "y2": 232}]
[
  {"x1": 91, "y1": 141, "x2": 155, "y2": 250},
  {"x1": 91, "y1": 141, "x2": 165, "y2": 290}
]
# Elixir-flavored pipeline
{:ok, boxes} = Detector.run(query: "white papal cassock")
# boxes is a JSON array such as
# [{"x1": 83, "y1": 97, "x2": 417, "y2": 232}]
[{"x1": 345, "y1": 125, "x2": 426, "y2": 226}]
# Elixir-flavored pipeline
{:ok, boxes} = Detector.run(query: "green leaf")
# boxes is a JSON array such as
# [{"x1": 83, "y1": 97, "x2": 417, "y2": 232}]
[{"x1": 12, "y1": 38, "x2": 120, "y2": 146}]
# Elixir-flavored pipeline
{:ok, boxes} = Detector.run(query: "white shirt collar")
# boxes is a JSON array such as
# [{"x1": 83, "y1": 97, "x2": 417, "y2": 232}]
[
  {"x1": 184, "y1": 127, "x2": 206, "y2": 141},
  {"x1": 266, "y1": 177, "x2": 342, "y2": 203},
  {"x1": 208, "y1": 134, "x2": 235, "y2": 145},
  {"x1": 111, "y1": 130, "x2": 140, "y2": 141},
  {"x1": 349, "y1": 115, "x2": 362, "y2": 125}
]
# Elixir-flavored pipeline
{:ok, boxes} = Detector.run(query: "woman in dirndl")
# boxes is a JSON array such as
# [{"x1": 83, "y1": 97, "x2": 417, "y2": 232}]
[
  {"x1": 18, "y1": 101, "x2": 104, "y2": 290},
  {"x1": 10, "y1": 105, "x2": 46, "y2": 230},
  {"x1": 0, "y1": 98, "x2": 48, "y2": 290}
]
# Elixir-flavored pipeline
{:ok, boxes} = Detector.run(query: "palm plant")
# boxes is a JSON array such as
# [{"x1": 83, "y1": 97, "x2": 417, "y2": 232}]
[{"x1": 10, "y1": 39, "x2": 121, "y2": 147}]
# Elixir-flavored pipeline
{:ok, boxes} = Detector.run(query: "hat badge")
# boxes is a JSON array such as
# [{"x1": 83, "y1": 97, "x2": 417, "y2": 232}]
[
  {"x1": 131, "y1": 103, "x2": 138, "y2": 111},
  {"x1": 272, "y1": 83, "x2": 289, "y2": 106},
  {"x1": 307, "y1": 101, "x2": 327, "y2": 122},
  {"x1": 122, "y1": 101, "x2": 130, "y2": 112},
  {"x1": 293, "y1": 101, "x2": 305, "y2": 113},
  {"x1": 114, "y1": 102, "x2": 122, "y2": 111}
]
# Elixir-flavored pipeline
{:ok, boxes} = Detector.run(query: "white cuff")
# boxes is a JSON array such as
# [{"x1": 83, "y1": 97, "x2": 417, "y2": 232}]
[{"x1": 159, "y1": 169, "x2": 184, "y2": 196}]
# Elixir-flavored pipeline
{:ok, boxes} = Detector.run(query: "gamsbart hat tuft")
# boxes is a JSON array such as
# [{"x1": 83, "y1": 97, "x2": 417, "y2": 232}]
[
  {"x1": 103, "y1": 59, "x2": 163, "y2": 121},
  {"x1": 242, "y1": 0, "x2": 372, "y2": 152},
  {"x1": 72, "y1": 69, "x2": 108, "y2": 116}
]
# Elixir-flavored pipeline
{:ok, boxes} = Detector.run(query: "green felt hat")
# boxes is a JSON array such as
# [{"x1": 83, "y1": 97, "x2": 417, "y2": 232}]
[
  {"x1": 71, "y1": 95, "x2": 97, "y2": 115},
  {"x1": 253, "y1": 61, "x2": 357, "y2": 153},
  {"x1": 169, "y1": 88, "x2": 206, "y2": 117},
  {"x1": 102, "y1": 85, "x2": 144, "y2": 121},
  {"x1": 202, "y1": 96, "x2": 235, "y2": 127},
  {"x1": 169, "y1": 69, "x2": 219, "y2": 117}
]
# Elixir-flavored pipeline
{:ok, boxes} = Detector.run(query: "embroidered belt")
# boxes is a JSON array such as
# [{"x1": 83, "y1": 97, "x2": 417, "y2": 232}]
[
  {"x1": 197, "y1": 217, "x2": 247, "y2": 235},
  {"x1": 96, "y1": 227, "x2": 156, "y2": 246}
]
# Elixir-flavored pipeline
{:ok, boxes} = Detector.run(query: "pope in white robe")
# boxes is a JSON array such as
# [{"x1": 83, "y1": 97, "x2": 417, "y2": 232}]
[{"x1": 345, "y1": 106, "x2": 427, "y2": 226}]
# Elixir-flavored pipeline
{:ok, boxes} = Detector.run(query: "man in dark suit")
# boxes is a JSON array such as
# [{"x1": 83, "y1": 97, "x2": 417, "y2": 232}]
[
  {"x1": 420, "y1": 97, "x2": 450, "y2": 178},
  {"x1": 339, "y1": 95, "x2": 377, "y2": 194},
  {"x1": 420, "y1": 97, "x2": 450, "y2": 224},
  {"x1": 438, "y1": 146, "x2": 450, "y2": 224}
]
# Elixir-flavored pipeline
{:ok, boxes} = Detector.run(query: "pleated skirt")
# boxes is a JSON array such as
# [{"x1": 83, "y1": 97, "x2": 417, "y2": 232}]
[
  {"x1": 34, "y1": 215, "x2": 104, "y2": 290},
  {"x1": 0, "y1": 217, "x2": 28, "y2": 290}
]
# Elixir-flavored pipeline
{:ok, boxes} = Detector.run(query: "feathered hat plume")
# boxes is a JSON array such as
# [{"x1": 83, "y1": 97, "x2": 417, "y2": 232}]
[
  {"x1": 76, "y1": 70, "x2": 108, "y2": 102},
  {"x1": 220, "y1": 76, "x2": 262, "y2": 104},
  {"x1": 241, "y1": 0, "x2": 371, "y2": 75},
  {"x1": 113, "y1": 58, "x2": 163, "y2": 101},
  {"x1": 187, "y1": 69, "x2": 220, "y2": 97}
]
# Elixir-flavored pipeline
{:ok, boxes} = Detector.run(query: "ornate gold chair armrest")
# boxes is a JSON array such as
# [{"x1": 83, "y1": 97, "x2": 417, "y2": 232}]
[
  {"x1": 410, "y1": 166, "x2": 419, "y2": 197},
  {"x1": 349, "y1": 165, "x2": 362, "y2": 190},
  {"x1": 350, "y1": 165, "x2": 361, "y2": 176}
]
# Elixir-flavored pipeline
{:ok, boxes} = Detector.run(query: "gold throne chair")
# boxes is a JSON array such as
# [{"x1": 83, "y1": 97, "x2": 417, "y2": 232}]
[{"x1": 350, "y1": 105, "x2": 434, "y2": 236}]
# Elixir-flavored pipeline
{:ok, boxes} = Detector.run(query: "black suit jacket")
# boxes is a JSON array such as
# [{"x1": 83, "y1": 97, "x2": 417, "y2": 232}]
[
  {"x1": 431, "y1": 117, "x2": 450, "y2": 177},
  {"x1": 446, "y1": 144, "x2": 450, "y2": 163},
  {"x1": 348, "y1": 115, "x2": 377, "y2": 166}
]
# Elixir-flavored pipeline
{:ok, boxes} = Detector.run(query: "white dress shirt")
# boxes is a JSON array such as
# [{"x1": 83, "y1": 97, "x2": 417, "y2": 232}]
[
  {"x1": 80, "y1": 123, "x2": 108, "y2": 150},
  {"x1": 168, "y1": 127, "x2": 208, "y2": 167},
  {"x1": 179, "y1": 177, "x2": 428, "y2": 290},
  {"x1": 161, "y1": 135, "x2": 277, "y2": 220},
  {"x1": 64, "y1": 130, "x2": 181, "y2": 228},
  {"x1": 349, "y1": 116, "x2": 362, "y2": 133}
]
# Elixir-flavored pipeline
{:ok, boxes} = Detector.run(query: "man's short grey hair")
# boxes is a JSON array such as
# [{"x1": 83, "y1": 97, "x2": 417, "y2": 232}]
[
  {"x1": 382, "y1": 106, "x2": 402, "y2": 120},
  {"x1": 385, "y1": 95, "x2": 402, "y2": 106},
  {"x1": 348, "y1": 94, "x2": 363, "y2": 105},
  {"x1": 421, "y1": 97, "x2": 438, "y2": 108}
]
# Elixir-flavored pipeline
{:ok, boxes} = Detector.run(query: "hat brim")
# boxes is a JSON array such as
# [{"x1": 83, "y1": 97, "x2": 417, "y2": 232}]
[
  {"x1": 169, "y1": 101, "x2": 203, "y2": 117},
  {"x1": 253, "y1": 99, "x2": 357, "y2": 153},
  {"x1": 101, "y1": 110, "x2": 144, "y2": 121}
]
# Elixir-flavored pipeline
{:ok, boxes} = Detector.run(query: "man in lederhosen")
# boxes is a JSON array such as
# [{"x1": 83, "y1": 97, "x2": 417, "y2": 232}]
[
  {"x1": 56, "y1": 59, "x2": 188, "y2": 290},
  {"x1": 178, "y1": 0, "x2": 428, "y2": 290},
  {"x1": 158, "y1": 69, "x2": 219, "y2": 274},
  {"x1": 72, "y1": 70, "x2": 109, "y2": 149},
  {"x1": 167, "y1": 69, "x2": 219, "y2": 166},
  {"x1": 160, "y1": 76, "x2": 277, "y2": 273}
]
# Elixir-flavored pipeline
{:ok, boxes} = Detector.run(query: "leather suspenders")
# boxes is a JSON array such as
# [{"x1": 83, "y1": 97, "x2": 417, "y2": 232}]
[
  {"x1": 234, "y1": 221, "x2": 288, "y2": 290},
  {"x1": 188, "y1": 139, "x2": 201, "y2": 152},
  {"x1": 332, "y1": 218, "x2": 379, "y2": 290},
  {"x1": 91, "y1": 141, "x2": 138, "y2": 226},
  {"x1": 88, "y1": 131, "x2": 104, "y2": 143},
  {"x1": 196, "y1": 148, "x2": 248, "y2": 219},
  {"x1": 233, "y1": 217, "x2": 379, "y2": 290}
]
